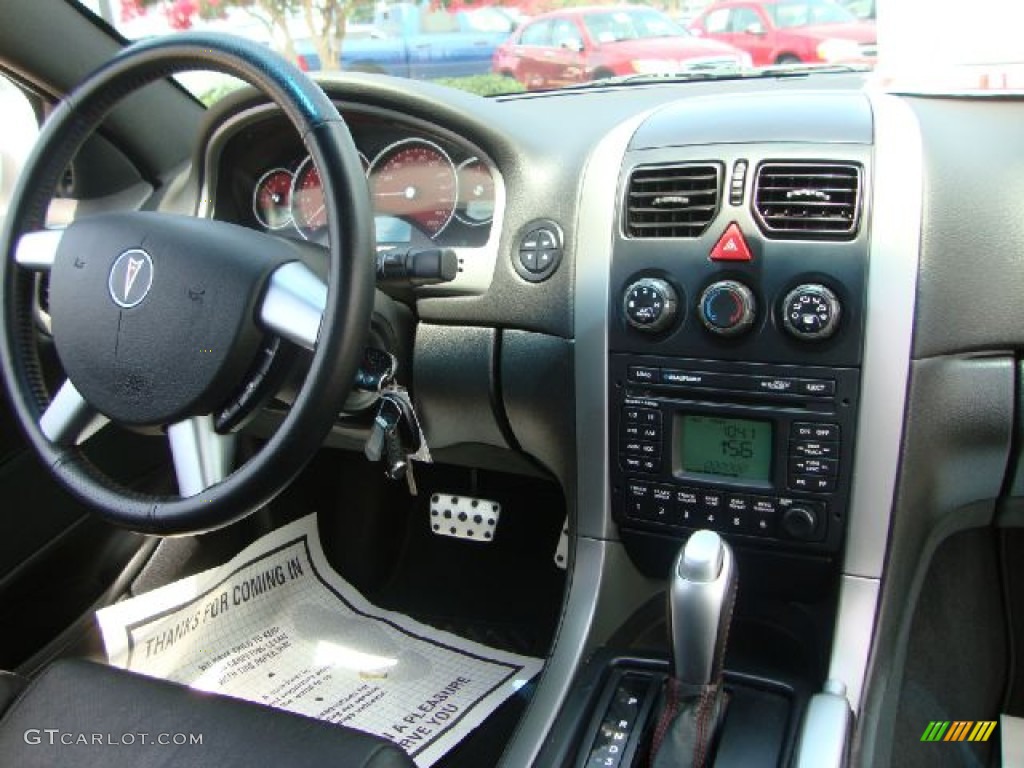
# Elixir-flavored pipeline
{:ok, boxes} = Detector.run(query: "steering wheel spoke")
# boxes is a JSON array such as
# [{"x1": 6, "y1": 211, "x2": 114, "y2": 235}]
[
  {"x1": 167, "y1": 415, "x2": 236, "y2": 497},
  {"x1": 15, "y1": 229, "x2": 64, "y2": 271},
  {"x1": 258, "y1": 261, "x2": 327, "y2": 351},
  {"x1": 40, "y1": 379, "x2": 109, "y2": 446}
]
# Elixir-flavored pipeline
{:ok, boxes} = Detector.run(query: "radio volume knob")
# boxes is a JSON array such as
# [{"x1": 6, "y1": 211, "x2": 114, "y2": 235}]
[
  {"x1": 623, "y1": 278, "x2": 679, "y2": 333},
  {"x1": 698, "y1": 280, "x2": 756, "y2": 337},
  {"x1": 781, "y1": 506, "x2": 818, "y2": 541},
  {"x1": 782, "y1": 284, "x2": 841, "y2": 340}
]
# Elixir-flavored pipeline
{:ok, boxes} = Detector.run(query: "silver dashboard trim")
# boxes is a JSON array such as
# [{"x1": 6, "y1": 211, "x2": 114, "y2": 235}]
[
  {"x1": 498, "y1": 110, "x2": 661, "y2": 768},
  {"x1": 194, "y1": 100, "x2": 505, "y2": 298},
  {"x1": 794, "y1": 688, "x2": 853, "y2": 768},
  {"x1": 827, "y1": 91, "x2": 923, "y2": 712}
]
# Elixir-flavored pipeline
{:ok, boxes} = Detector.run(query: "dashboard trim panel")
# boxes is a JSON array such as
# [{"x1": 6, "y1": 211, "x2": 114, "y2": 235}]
[
  {"x1": 828, "y1": 91, "x2": 924, "y2": 712},
  {"x1": 498, "y1": 109, "x2": 661, "y2": 768}
]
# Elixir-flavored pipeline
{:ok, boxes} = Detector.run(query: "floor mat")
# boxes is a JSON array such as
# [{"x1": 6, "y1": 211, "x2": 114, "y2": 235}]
[{"x1": 96, "y1": 513, "x2": 543, "y2": 767}]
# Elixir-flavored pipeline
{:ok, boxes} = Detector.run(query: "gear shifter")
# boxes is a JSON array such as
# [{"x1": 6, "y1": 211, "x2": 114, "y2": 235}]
[
  {"x1": 651, "y1": 530, "x2": 738, "y2": 768},
  {"x1": 669, "y1": 529, "x2": 737, "y2": 686}
]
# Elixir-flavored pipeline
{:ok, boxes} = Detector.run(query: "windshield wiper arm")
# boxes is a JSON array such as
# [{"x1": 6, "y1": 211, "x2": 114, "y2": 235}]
[{"x1": 554, "y1": 62, "x2": 869, "y2": 91}]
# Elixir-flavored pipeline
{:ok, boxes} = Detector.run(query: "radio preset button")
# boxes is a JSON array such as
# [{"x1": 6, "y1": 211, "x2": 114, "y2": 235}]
[
  {"x1": 700, "y1": 491, "x2": 724, "y2": 511},
  {"x1": 675, "y1": 488, "x2": 700, "y2": 508},
  {"x1": 791, "y1": 440, "x2": 839, "y2": 459},
  {"x1": 649, "y1": 486, "x2": 674, "y2": 524},
  {"x1": 726, "y1": 495, "x2": 752, "y2": 513},
  {"x1": 791, "y1": 422, "x2": 839, "y2": 441},
  {"x1": 624, "y1": 482, "x2": 651, "y2": 520},
  {"x1": 749, "y1": 497, "x2": 778, "y2": 536}
]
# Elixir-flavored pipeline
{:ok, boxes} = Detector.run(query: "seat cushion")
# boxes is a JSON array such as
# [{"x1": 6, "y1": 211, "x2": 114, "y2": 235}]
[{"x1": 0, "y1": 659, "x2": 414, "y2": 768}]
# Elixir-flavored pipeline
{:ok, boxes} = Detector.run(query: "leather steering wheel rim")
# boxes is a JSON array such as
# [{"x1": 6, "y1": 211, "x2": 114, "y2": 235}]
[{"x1": 0, "y1": 33, "x2": 375, "y2": 534}]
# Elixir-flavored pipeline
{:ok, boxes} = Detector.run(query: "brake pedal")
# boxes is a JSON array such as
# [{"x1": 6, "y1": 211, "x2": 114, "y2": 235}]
[{"x1": 429, "y1": 494, "x2": 500, "y2": 542}]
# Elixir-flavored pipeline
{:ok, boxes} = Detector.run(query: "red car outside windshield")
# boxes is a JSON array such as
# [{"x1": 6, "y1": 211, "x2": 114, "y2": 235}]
[
  {"x1": 689, "y1": 0, "x2": 876, "y2": 66},
  {"x1": 494, "y1": 5, "x2": 748, "y2": 90}
]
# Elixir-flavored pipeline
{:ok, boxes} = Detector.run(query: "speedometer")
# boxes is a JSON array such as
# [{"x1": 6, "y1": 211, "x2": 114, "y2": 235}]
[
  {"x1": 368, "y1": 139, "x2": 458, "y2": 239},
  {"x1": 290, "y1": 157, "x2": 326, "y2": 240}
]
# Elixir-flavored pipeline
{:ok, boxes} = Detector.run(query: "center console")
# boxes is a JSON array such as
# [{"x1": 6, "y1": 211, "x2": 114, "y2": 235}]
[
  {"x1": 607, "y1": 142, "x2": 869, "y2": 573},
  {"x1": 543, "y1": 96, "x2": 873, "y2": 767}
]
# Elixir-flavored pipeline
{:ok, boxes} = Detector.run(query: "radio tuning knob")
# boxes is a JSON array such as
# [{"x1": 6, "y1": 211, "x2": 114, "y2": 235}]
[
  {"x1": 623, "y1": 278, "x2": 679, "y2": 334},
  {"x1": 782, "y1": 284, "x2": 841, "y2": 341},
  {"x1": 698, "y1": 280, "x2": 756, "y2": 337}
]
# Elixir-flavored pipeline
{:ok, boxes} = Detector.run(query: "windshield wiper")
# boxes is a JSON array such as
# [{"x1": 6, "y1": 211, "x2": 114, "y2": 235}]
[{"x1": 555, "y1": 63, "x2": 868, "y2": 91}]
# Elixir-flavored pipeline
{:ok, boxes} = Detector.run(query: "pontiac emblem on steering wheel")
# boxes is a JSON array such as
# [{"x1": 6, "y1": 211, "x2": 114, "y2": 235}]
[{"x1": 108, "y1": 248, "x2": 154, "y2": 308}]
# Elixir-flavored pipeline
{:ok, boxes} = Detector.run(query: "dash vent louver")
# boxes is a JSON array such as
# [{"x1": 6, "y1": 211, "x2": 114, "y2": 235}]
[
  {"x1": 753, "y1": 162, "x2": 861, "y2": 240},
  {"x1": 624, "y1": 163, "x2": 722, "y2": 238}
]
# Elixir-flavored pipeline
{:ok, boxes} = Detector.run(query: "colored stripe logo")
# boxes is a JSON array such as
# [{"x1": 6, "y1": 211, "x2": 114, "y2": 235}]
[{"x1": 920, "y1": 721, "x2": 997, "y2": 742}]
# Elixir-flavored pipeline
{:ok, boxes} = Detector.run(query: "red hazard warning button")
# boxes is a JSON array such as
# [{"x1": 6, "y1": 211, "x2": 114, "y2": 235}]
[{"x1": 710, "y1": 223, "x2": 753, "y2": 262}]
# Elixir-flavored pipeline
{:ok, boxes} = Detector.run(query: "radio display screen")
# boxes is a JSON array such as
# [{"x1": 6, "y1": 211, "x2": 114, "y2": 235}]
[{"x1": 679, "y1": 415, "x2": 772, "y2": 483}]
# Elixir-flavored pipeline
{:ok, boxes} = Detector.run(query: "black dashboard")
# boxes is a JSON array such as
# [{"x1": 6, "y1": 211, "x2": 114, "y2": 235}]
[{"x1": 182, "y1": 74, "x2": 1024, "y2": 767}]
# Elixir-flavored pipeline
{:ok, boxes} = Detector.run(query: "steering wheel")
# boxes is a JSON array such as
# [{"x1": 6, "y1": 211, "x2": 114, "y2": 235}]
[{"x1": 0, "y1": 34, "x2": 374, "y2": 535}]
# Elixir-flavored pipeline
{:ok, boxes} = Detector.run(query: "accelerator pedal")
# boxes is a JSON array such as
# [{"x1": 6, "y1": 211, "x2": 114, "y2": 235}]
[
  {"x1": 554, "y1": 516, "x2": 568, "y2": 570},
  {"x1": 429, "y1": 494, "x2": 500, "y2": 542}
]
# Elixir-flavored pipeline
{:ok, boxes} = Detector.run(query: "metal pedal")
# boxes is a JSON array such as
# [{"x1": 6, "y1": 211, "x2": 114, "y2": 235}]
[
  {"x1": 429, "y1": 494, "x2": 500, "y2": 542},
  {"x1": 554, "y1": 516, "x2": 568, "y2": 570}
]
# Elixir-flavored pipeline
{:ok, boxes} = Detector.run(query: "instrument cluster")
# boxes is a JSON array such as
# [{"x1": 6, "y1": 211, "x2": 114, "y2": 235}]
[{"x1": 249, "y1": 135, "x2": 496, "y2": 247}]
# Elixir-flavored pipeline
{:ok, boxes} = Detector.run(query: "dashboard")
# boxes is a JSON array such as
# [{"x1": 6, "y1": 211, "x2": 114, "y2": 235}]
[{"x1": 183, "y1": 74, "x2": 1024, "y2": 768}]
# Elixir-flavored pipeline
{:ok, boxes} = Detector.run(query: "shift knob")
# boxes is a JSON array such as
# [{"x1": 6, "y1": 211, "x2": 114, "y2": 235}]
[{"x1": 668, "y1": 530, "x2": 738, "y2": 687}]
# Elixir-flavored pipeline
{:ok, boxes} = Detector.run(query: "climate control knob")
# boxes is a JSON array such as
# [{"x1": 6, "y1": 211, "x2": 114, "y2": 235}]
[
  {"x1": 698, "y1": 280, "x2": 756, "y2": 337},
  {"x1": 782, "y1": 284, "x2": 841, "y2": 341},
  {"x1": 623, "y1": 278, "x2": 679, "y2": 333}
]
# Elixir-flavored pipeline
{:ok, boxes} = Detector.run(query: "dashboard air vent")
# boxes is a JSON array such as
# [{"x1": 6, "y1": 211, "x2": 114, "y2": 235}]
[
  {"x1": 625, "y1": 163, "x2": 721, "y2": 238},
  {"x1": 753, "y1": 163, "x2": 861, "y2": 239}
]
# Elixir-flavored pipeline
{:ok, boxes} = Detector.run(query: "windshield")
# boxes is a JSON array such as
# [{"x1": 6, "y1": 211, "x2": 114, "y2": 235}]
[{"x1": 68, "y1": 0, "x2": 1024, "y2": 98}]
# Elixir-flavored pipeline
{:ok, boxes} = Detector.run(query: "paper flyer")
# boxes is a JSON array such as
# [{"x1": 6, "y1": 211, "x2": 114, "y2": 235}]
[{"x1": 96, "y1": 513, "x2": 543, "y2": 766}]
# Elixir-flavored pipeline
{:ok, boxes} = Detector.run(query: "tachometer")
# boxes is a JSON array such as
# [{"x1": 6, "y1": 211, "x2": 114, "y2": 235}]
[
  {"x1": 368, "y1": 139, "x2": 458, "y2": 239},
  {"x1": 290, "y1": 156, "x2": 326, "y2": 240},
  {"x1": 252, "y1": 168, "x2": 293, "y2": 230},
  {"x1": 455, "y1": 157, "x2": 495, "y2": 226}
]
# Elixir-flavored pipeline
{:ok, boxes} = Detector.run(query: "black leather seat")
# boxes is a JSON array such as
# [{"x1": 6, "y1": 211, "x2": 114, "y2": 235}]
[{"x1": 0, "y1": 659, "x2": 414, "y2": 768}]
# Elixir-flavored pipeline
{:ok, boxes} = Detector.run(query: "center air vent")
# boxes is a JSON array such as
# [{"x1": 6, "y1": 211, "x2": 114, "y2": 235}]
[
  {"x1": 753, "y1": 163, "x2": 861, "y2": 240},
  {"x1": 625, "y1": 163, "x2": 722, "y2": 238}
]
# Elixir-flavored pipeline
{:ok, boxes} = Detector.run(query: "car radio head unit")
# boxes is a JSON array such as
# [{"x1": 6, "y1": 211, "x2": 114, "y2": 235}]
[{"x1": 610, "y1": 354, "x2": 859, "y2": 554}]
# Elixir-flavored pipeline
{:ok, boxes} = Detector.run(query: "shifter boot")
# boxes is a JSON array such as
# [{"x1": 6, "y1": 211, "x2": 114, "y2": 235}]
[{"x1": 650, "y1": 678, "x2": 729, "y2": 768}]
